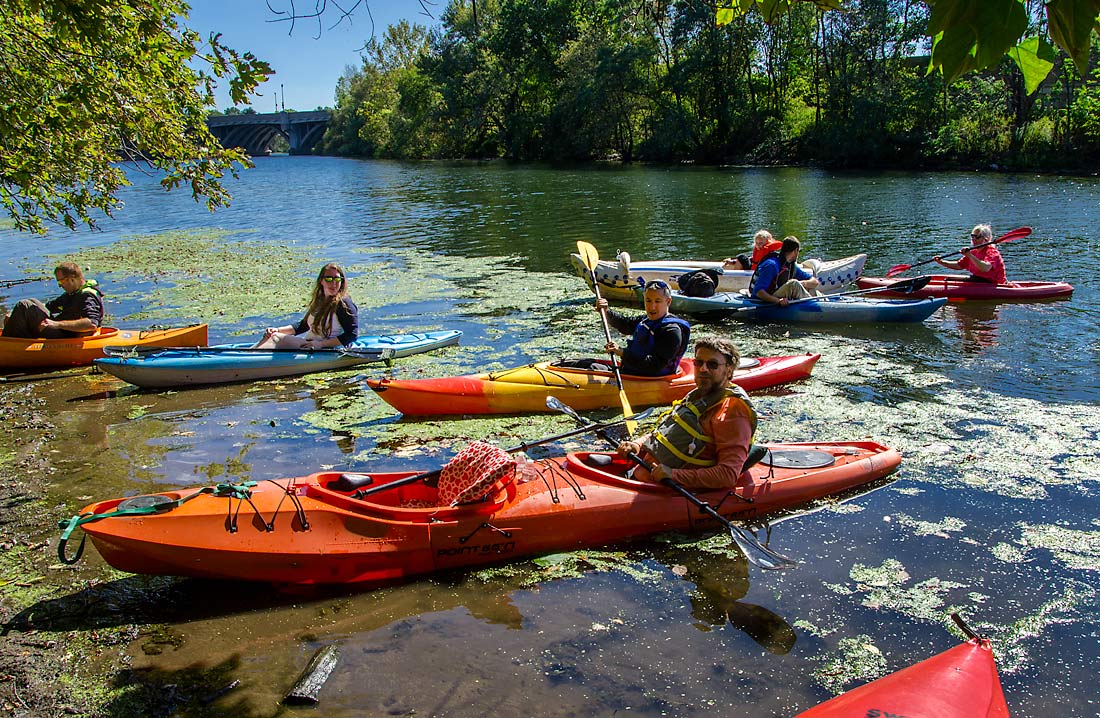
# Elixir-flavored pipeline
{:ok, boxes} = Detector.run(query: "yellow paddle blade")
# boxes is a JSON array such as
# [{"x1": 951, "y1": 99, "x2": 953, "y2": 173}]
[
  {"x1": 619, "y1": 388, "x2": 637, "y2": 437},
  {"x1": 576, "y1": 240, "x2": 600, "y2": 272}
]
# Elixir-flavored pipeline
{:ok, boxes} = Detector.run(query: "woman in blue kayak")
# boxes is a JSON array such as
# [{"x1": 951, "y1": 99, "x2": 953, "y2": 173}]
[{"x1": 252, "y1": 263, "x2": 359, "y2": 350}]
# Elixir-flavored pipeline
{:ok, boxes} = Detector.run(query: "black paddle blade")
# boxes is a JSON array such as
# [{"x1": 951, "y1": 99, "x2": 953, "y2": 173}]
[
  {"x1": 729, "y1": 525, "x2": 798, "y2": 570},
  {"x1": 886, "y1": 275, "x2": 932, "y2": 293}
]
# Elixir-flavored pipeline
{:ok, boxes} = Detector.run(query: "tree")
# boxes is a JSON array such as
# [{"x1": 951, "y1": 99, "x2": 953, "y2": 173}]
[
  {"x1": 717, "y1": 0, "x2": 1100, "y2": 93},
  {"x1": 0, "y1": 0, "x2": 271, "y2": 234}
]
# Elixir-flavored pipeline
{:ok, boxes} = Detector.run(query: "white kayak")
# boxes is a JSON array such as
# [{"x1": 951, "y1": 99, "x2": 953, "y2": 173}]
[{"x1": 569, "y1": 251, "x2": 868, "y2": 303}]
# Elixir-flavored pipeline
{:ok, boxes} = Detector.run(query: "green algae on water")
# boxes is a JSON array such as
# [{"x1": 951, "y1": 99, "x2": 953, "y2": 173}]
[
  {"x1": 893, "y1": 513, "x2": 967, "y2": 538},
  {"x1": 1018, "y1": 523, "x2": 1100, "y2": 571},
  {"x1": 826, "y1": 559, "x2": 967, "y2": 622},
  {"x1": 811, "y1": 634, "x2": 887, "y2": 695},
  {"x1": 472, "y1": 549, "x2": 662, "y2": 588}
]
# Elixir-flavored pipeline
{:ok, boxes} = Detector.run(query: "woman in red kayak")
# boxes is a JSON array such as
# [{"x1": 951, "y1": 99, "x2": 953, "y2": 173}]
[
  {"x1": 252, "y1": 263, "x2": 359, "y2": 350},
  {"x1": 933, "y1": 224, "x2": 1007, "y2": 284}
]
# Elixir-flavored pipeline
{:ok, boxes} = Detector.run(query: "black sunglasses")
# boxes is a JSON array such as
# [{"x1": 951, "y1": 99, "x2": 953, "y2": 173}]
[{"x1": 693, "y1": 358, "x2": 727, "y2": 371}]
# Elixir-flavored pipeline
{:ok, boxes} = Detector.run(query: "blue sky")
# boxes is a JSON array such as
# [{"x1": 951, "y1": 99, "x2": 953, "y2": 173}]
[{"x1": 185, "y1": 1, "x2": 441, "y2": 112}]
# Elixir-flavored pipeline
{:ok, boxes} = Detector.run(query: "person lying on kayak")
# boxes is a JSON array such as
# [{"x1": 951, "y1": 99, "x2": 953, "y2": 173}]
[
  {"x1": 722, "y1": 229, "x2": 782, "y2": 270},
  {"x1": 252, "y1": 263, "x2": 359, "y2": 350},
  {"x1": 749, "y1": 236, "x2": 821, "y2": 306},
  {"x1": 596, "y1": 279, "x2": 690, "y2": 376},
  {"x1": 615, "y1": 336, "x2": 757, "y2": 490},
  {"x1": 1, "y1": 261, "x2": 103, "y2": 339},
  {"x1": 932, "y1": 224, "x2": 1007, "y2": 284}
]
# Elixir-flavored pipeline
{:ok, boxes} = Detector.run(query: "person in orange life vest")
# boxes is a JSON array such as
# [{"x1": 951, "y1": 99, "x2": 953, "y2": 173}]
[
  {"x1": 1, "y1": 261, "x2": 103, "y2": 339},
  {"x1": 933, "y1": 224, "x2": 1007, "y2": 284},
  {"x1": 596, "y1": 280, "x2": 690, "y2": 377},
  {"x1": 723, "y1": 229, "x2": 783, "y2": 270},
  {"x1": 749, "y1": 236, "x2": 821, "y2": 306},
  {"x1": 615, "y1": 336, "x2": 757, "y2": 490},
  {"x1": 252, "y1": 263, "x2": 358, "y2": 350}
]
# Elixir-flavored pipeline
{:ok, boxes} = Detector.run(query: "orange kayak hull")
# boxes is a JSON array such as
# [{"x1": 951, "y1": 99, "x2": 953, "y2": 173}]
[
  {"x1": 796, "y1": 638, "x2": 1010, "y2": 718},
  {"x1": 367, "y1": 354, "x2": 820, "y2": 416},
  {"x1": 0, "y1": 324, "x2": 208, "y2": 369},
  {"x1": 74, "y1": 441, "x2": 900, "y2": 586}
]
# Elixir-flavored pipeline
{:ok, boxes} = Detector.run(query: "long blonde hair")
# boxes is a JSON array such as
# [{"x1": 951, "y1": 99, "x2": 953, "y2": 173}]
[{"x1": 306, "y1": 263, "x2": 349, "y2": 337}]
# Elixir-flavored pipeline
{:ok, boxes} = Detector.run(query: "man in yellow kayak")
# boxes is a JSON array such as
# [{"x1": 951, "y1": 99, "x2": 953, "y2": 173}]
[
  {"x1": 1, "y1": 262, "x2": 103, "y2": 339},
  {"x1": 615, "y1": 336, "x2": 757, "y2": 490},
  {"x1": 595, "y1": 279, "x2": 691, "y2": 376}
]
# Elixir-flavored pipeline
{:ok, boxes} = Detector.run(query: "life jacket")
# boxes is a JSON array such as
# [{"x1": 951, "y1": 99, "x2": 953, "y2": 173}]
[
  {"x1": 82, "y1": 280, "x2": 105, "y2": 319},
  {"x1": 749, "y1": 251, "x2": 797, "y2": 296},
  {"x1": 625, "y1": 315, "x2": 691, "y2": 375},
  {"x1": 644, "y1": 385, "x2": 757, "y2": 468}
]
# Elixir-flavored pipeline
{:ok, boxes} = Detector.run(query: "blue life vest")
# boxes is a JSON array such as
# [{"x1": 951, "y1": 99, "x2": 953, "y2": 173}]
[
  {"x1": 749, "y1": 251, "x2": 797, "y2": 296},
  {"x1": 624, "y1": 315, "x2": 691, "y2": 375}
]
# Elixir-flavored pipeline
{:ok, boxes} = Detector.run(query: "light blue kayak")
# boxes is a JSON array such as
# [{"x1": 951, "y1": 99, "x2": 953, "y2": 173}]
[
  {"x1": 664, "y1": 292, "x2": 946, "y2": 323},
  {"x1": 94, "y1": 330, "x2": 462, "y2": 388}
]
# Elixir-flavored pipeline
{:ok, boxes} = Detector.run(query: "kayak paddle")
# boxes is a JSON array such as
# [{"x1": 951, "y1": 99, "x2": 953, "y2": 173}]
[
  {"x1": 351, "y1": 399, "x2": 656, "y2": 498},
  {"x1": 0, "y1": 276, "x2": 50, "y2": 289},
  {"x1": 547, "y1": 396, "x2": 797, "y2": 571},
  {"x1": 736, "y1": 275, "x2": 932, "y2": 312},
  {"x1": 885, "y1": 226, "x2": 1031, "y2": 277},
  {"x1": 576, "y1": 240, "x2": 637, "y2": 436}
]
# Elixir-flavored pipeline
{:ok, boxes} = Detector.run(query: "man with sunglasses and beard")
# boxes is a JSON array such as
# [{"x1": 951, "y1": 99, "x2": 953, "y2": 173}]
[{"x1": 615, "y1": 336, "x2": 758, "y2": 490}]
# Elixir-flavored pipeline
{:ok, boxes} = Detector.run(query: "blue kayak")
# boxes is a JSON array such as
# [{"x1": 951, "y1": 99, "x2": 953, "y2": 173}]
[
  {"x1": 94, "y1": 330, "x2": 462, "y2": 388},
  {"x1": 665, "y1": 292, "x2": 946, "y2": 323}
]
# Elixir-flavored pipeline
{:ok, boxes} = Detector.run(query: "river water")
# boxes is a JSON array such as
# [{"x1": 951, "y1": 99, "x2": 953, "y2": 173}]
[{"x1": 2, "y1": 157, "x2": 1098, "y2": 716}]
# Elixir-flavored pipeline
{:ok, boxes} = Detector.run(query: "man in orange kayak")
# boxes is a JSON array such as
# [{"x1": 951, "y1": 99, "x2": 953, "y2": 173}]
[
  {"x1": 1, "y1": 262, "x2": 103, "y2": 339},
  {"x1": 932, "y1": 224, "x2": 1008, "y2": 283},
  {"x1": 596, "y1": 279, "x2": 691, "y2": 376},
  {"x1": 615, "y1": 336, "x2": 757, "y2": 490}
]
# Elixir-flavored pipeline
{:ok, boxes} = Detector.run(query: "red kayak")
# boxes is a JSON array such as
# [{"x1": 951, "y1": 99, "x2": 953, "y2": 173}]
[
  {"x1": 857, "y1": 274, "x2": 1072, "y2": 301},
  {"x1": 796, "y1": 621, "x2": 1009, "y2": 717},
  {"x1": 367, "y1": 354, "x2": 820, "y2": 416}
]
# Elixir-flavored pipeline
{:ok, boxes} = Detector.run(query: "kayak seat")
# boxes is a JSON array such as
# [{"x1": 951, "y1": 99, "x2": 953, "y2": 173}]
[
  {"x1": 584, "y1": 454, "x2": 615, "y2": 468},
  {"x1": 327, "y1": 473, "x2": 374, "y2": 491},
  {"x1": 437, "y1": 441, "x2": 517, "y2": 507},
  {"x1": 742, "y1": 445, "x2": 770, "y2": 473}
]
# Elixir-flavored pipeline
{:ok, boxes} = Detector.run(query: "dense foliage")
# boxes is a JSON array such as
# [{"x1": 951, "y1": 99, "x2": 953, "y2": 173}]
[
  {"x1": 321, "y1": 0, "x2": 1100, "y2": 170},
  {"x1": 0, "y1": 0, "x2": 271, "y2": 234}
]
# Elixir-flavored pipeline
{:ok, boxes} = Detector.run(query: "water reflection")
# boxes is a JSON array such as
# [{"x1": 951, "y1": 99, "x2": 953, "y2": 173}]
[
  {"x1": 659, "y1": 545, "x2": 796, "y2": 654},
  {"x1": 953, "y1": 301, "x2": 1001, "y2": 353}
]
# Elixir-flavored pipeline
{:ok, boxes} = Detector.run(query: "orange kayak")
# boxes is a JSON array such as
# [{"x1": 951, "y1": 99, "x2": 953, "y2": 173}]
[
  {"x1": 796, "y1": 634, "x2": 1009, "y2": 717},
  {"x1": 0, "y1": 324, "x2": 208, "y2": 370},
  {"x1": 63, "y1": 441, "x2": 900, "y2": 586},
  {"x1": 367, "y1": 354, "x2": 820, "y2": 416}
]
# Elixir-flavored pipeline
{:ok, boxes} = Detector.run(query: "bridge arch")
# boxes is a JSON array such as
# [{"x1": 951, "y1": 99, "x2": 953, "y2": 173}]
[{"x1": 205, "y1": 110, "x2": 330, "y2": 156}]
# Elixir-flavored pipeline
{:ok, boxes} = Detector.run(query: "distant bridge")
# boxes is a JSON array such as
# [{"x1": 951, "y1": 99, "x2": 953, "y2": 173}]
[{"x1": 206, "y1": 111, "x2": 330, "y2": 156}]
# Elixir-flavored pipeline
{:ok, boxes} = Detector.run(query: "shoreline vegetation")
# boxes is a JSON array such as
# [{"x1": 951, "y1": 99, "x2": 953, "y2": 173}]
[{"x1": 292, "y1": 4, "x2": 1100, "y2": 176}]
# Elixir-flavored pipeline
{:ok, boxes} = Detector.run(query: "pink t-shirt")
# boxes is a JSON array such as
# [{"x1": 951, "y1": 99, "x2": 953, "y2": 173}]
[{"x1": 960, "y1": 245, "x2": 1007, "y2": 284}]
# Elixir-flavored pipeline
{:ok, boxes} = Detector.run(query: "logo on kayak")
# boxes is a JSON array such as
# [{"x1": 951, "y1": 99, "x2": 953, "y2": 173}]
[
  {"x1": 437, "y1": 541, "x2": 516, "y2": 558},
  {"x1": 865, "y1": 710, "x2": 912, "y2": 718}
]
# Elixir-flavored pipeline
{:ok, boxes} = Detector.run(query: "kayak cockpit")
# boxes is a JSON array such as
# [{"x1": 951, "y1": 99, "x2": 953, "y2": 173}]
[{"x1": 307, "y1": 470, "x2": 516, "y2": 520}]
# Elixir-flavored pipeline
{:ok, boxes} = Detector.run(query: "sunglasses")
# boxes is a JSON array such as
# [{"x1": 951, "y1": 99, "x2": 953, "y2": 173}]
[
  {"x1": 970, "y1": 233, "x2": 980, "y2": 238},
  {"x1": 693, "y1": 358, "x2": 727, "y2": 371},
  {"x1": 644, "y1": 280, "x2": 672, "y2": 296},
  {"x1": 321, "y1": 276, "x2": 344, "y2": 284}
]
